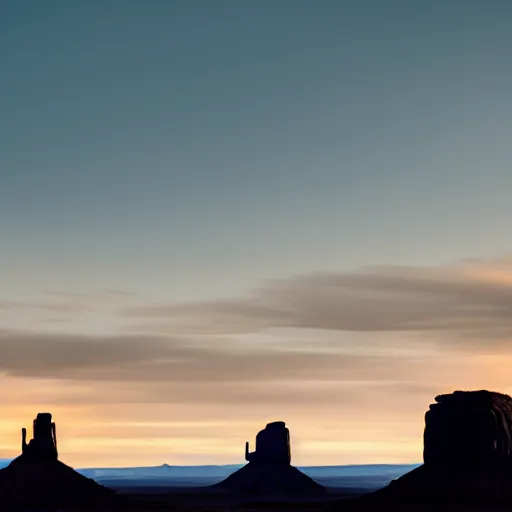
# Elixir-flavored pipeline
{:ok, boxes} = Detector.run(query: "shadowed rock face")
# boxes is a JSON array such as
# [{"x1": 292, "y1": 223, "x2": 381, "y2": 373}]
[
  {"x1": 424, "y1": 390, "x2": 512, "y2": 466},
  {"x1": 22, "y1": 412, "x2": 58, "y2": 460},
  {"x1": 245, "y1": 421, "x2": 291, "y2": 465},
  {"x1": 363, "y1": 390, "x2": 512, "y2": 504},
  {"x1": 216, "y1": 421, "x2": 324, "y2": 496}
]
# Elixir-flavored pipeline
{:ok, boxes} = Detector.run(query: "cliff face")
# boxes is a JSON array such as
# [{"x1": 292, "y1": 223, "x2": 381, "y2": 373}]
[
  {"x1": 423, "y1": 390, "x2": 512, "y2": 466},
  {"x1": 21, "y1": 412, "x2": 58, "y2": 460},
  {"x1": 364, "y1": 390, "x2": 512, "y2": 503},
  {"x1": 245, "y1": 421, "x2": 291, "y2": 465}
]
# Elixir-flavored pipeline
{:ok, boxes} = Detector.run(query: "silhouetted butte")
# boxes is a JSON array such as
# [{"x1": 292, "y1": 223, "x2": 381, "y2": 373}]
[
  {"x1": 215, "y1": 421, "x2": 325, "y2": 497},
  {"x1": 0, "y1": 412, "x2": 115, "y2": 507},
  {"x1": 21, "y1": 412, "x2": 58, "y2": 460},
  {"x1": 363, "y1": 390, "x2": 512, "y2": 504}
]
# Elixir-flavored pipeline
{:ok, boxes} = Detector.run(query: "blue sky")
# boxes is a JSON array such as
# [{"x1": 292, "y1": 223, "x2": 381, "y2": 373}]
[
  {"x1": 3, "y1": 0, "x2": 512, "y2": 300},
  {"x1": 2, "y1": 0, "x2": 512, "y2": 466}
]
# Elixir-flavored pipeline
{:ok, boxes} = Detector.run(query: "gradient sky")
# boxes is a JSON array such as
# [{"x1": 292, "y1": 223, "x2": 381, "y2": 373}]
[{"x1": 2, "y1": 0, "x2": 512, "y2": 467}]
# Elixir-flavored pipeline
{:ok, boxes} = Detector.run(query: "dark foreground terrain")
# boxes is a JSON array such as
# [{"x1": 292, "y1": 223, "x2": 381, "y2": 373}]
[
  {"x1": 117, "y1": 487, "x2": 347, "y2": 512},
  {"x1": 19, "y1": 487, "x2": 512, "y2": 512}
]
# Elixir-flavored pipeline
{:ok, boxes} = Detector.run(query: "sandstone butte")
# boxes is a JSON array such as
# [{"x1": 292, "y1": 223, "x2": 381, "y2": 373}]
[
  {"x1": 358, "y1": 390, "x2": 512, "y2": 506},
  {"x1": 215, "y1": 420, "x2": 325, "y2": 496},
  {"x1": 0, "y1": 412, "x2": 115, "y2": 508}
]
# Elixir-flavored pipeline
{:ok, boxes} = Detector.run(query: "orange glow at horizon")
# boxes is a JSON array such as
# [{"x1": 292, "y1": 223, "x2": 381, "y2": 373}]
[{"x1": 2, "y1": 351, "x2": 512, "y2": 468}]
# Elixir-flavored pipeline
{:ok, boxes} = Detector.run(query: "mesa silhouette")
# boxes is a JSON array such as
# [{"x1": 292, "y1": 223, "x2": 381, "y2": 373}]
[
  {"x1": 0, "y1": 412, "x2": 115, "y2": 507},
  {"x1": 357, "y1": 390, "x2": 512, "y2": 506},
  {"x1": 214, "y1": 421, "x2": 325, "y2": 496}
]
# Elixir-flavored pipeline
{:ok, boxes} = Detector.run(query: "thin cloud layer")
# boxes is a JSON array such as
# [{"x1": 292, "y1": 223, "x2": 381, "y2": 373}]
[
  {"x1": 0, "y1": 329, "x2": 418, "y2": 383},
  {"x1": 3, "y1": 258, "x2": 512, "y2": 466},
  {"x1": 3, "y1": 258, "x2": 512, "y2": 391},
  {"x1": 0, "y1": 331, "x2": 173, "y2": 375},
  {"x1": 124, "y1": 259, "x2": 512, "y2": 340},
  {"x1": 0, "y1": 289, "x2": 137, "y2": 314}
]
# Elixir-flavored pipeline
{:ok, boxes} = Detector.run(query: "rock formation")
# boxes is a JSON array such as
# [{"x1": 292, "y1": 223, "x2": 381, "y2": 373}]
[
  {"x1": 21, "y1": 412, "x2": 58, "y2": 460},
  {"x1": 424, "y1": 390, "x2": 512, "y2": 466},
  {"x1": 214, "y1": 421, "x2": 324, "y2": 497},
  {"x1": 361, "y1": 390, "x2": 512, "y2": 504},
  {"x1": 245, "y1": 421, "x2": 291, "y2": 465},
  {"x1": 0, "y1": 412, "x2": 115, "y2": 508}
]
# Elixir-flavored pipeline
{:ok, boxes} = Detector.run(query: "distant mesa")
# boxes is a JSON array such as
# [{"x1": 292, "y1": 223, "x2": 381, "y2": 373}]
[
  {"x1": 214, "y1": 421, "x2": 325, "y2": 496},
  {"x1": 0, "y1": 412, "x2": 115, "y2": 507},
  {"x1": 364, "y1": 390, "x2": 512, "y2": 503}
]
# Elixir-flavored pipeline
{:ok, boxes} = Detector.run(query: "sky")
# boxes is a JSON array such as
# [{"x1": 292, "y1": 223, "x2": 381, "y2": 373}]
[{"x1": 2, "y1": 0, "x2": 512, "y2": 467}]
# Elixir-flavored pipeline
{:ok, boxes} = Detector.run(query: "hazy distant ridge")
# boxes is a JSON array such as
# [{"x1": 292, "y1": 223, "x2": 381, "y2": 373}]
[
  {"x1": 0, "y1": 460, "x2": 419, "y2": 490},
  {"x1": 73, "y1": 463, "x2": 420, "y2": 490}
]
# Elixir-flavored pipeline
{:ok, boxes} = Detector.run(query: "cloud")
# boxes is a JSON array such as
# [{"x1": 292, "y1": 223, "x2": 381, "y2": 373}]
[
  {"x1": 0, "y1": 331, "x2": 172, "y2": 376},
  {"x1": 3, "y1": 258, "x2": 512, "y2": 416},
  {"x1": 0, "y1": 289, "x2": 137, "y2": 315},
  {"x1": 0, "y1": 326, "x2": 493, "y2": 414},
  {"x1": 123, "y1": 258, "x2": 512, "y2": 342},
  {"x1": 0, "y1": 329, "x2": 413, "y2": 383}
]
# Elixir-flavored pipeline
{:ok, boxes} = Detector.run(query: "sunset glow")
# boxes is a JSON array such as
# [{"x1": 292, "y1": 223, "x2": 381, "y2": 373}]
[{"x1": 3, "y1": 0, "x2": 512, "y2": 469}]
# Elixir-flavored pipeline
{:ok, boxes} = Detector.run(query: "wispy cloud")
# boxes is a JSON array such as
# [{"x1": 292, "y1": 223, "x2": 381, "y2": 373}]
[
  {"x1": 0, "y1": 289, "x2": 137, "y2": 315},
  {"x1": 0, "y1": 329, "x2": 413, "y2": 383},
  {"x1": 122, "y1": 258, "x2": 512, "y2": 343}
]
